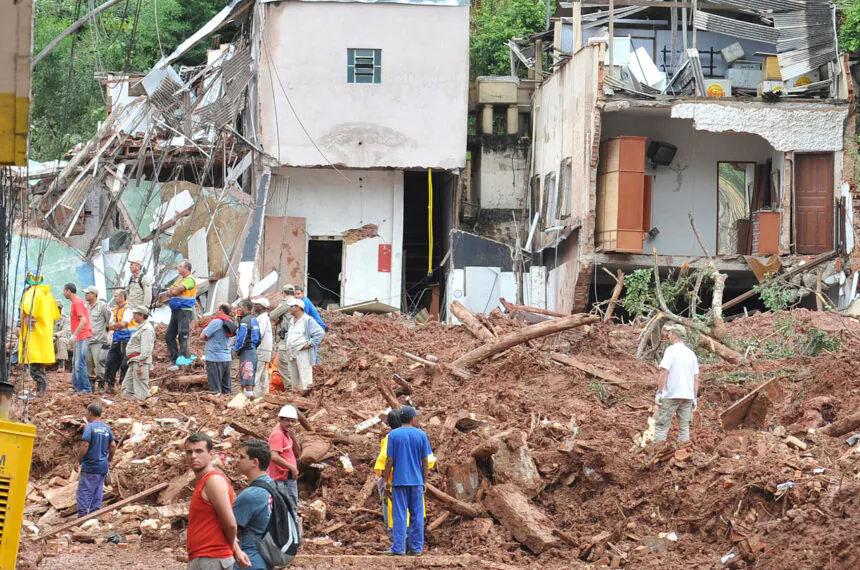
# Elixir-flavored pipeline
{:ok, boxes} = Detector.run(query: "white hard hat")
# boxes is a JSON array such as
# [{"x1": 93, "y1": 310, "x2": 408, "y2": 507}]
[{"x1": 278, "y1": 405, "x2": 298, "y2": 419}]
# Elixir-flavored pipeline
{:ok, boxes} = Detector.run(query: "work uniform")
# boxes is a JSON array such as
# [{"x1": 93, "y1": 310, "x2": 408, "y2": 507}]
[
  {"x1": 167, "y1": 273, "x2": 197, "y2": 364},
  {"x1": 104, "y1": 303, "x2": 135, "y2": 391},
  {"x1": 20, "y1": 284, "x2": 61, "y2": 394},
  {"x1": 127, "y1": 271, "x2": 152, "y2": 309},
  {"x1": 254, "y1": 311, "x2": 273, "y2": 398},
  {"x1": 283, "y1": 313, "x2": 324, "y2": 391},
  {"x1": 53, "y1": 314, "x2": 71, "y2": 364},
  {"x1": 374, "y1": 433, "x2": 436, "y2": 537},
  {"x1": 654, "y1": 341, "x2": 699, "y2": 442},
  {"x1": 86, "y1": 300, "x2": 111, "y2": 385},
  {"x1": 386, "y1": 426, "x2": 433, "y2": 555},
  {"x1": 123, "y1": 320, "x2": 156, "y2": 400},
  {"x1": 77, "y1": 421, "x2": 115, "y2": 518}
]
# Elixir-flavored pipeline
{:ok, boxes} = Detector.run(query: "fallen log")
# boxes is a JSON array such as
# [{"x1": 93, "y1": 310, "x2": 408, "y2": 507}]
[
  {"x1": 228, "y1": 421, "x2": 268, "y2": 441},
  {"x1": 453, "y1": 313, "x2": 599, "y2": 369},
  {"x1": 500, "y1": 297, "x2": 566, "y2": 318},
  {"x1": 40, "y1": 482, "x2": 169, "y2": 540},
  {"x1": 450, "y1": 301, "x2": 495, "y2": 341},
  {"x1": 403, "y1": 352, "x2": 438, "y2": 367},
  {"x1": 820, "y1": 410, "x2": 860, "y2": 437},
  {"x1": 696, "y1": 333, "x2": 747, "y2": 366},
  {"x1": 425, "y1": 483, "x2": 485, "y2": 518},
  {"x1": 166, "y1": 374, "x2": 207, "y2": 387},
  {"x1": 376, "y1": 378, "x2": 401, "y2": 410},
  {"x1": 427, "y1": 511, "x2": 450, "y2": 532},
  {"x1": 352, "y1": 472, "x2": 378, "y2": 510},
  {"x1": 550, "y1": 353, "x2": 633, "y2": 389},
  {"x1": 484, "y1": 484, "x2": 561, "y2": 554}
]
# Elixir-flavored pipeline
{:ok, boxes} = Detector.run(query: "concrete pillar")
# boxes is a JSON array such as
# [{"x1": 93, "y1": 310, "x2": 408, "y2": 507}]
[
  {"x1": 506, "y1": 105, "x2": 519, "y2": 135},
  {"x1": 481, "y1": 104, "x2": 494, "y2": 135}
]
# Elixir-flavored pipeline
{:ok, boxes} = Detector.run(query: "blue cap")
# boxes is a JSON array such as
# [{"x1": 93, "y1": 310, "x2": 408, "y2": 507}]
[{"x1": 400, "y1": 406, "x2": 419, "y2": 422}]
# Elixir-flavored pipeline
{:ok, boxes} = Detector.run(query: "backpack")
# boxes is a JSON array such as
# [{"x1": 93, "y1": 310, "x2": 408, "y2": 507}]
[
  {"x1": 250, "y1": 317, "x2": 261, "y2": 349},
  {"x1": 249, "y1": 480, "x2": 301, "y2": 566}
]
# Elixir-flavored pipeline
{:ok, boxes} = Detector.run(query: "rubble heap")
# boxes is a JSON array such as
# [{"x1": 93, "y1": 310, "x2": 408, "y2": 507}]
[{"x1": 16, "y1": 308, "x2": 860, "y2": 569}]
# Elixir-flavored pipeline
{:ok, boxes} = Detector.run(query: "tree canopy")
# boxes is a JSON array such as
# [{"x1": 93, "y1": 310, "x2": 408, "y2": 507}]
[{"x1": 470, "y1": 0, "x2": 550, "y2": 79}]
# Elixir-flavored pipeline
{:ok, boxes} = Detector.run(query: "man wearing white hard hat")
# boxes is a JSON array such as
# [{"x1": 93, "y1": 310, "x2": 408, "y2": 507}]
[
  {"x1": 267, "y1": 405, "x2": 302, "y2": 509},
  {"x1": 251, "y1": 297, "x2": 273, "y2": 399}
]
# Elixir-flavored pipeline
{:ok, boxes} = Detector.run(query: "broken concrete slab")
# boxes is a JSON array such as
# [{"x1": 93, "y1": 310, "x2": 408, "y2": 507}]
[{"x1": 484, "y1": 484, "x2": 560, "y2": 554}]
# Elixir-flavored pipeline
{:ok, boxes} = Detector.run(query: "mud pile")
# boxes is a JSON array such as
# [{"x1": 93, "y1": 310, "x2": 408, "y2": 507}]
[{"x1": 16, "y1": 308, "x2": 860, "y2": 569}]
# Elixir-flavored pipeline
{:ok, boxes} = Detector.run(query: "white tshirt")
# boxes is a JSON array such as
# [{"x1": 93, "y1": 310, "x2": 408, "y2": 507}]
[{"x1": 659, "y1": 342, "x2": 699, "y2": 400}]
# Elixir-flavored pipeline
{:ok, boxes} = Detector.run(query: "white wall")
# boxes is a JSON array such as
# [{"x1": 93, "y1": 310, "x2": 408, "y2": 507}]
[
  {"x1": 259, "y1": 2, "x2": 469, "y2": 170},
  {"x1": 601, "y1": 112, "x2": 774, "y2": 256},
  {"x1": 478, "y1": 145, "x2": 528, "y2": 209},
  {"x1": 271, "y1": 168, "x2": 404, "y2": 308}
]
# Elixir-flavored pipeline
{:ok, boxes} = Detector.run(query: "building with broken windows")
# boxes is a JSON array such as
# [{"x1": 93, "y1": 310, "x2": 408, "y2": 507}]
[
  {"x1": 16, "y1": 0, "x2": 469, "y2": 319},
  {"x1": 460, "y1": 0, "x2": 857, "y2": 317}
]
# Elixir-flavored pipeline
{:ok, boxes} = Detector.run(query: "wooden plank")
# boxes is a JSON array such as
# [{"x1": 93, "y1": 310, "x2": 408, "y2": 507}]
[
  {"x1": 550, "y1": 353, "x2": 634, "y2": 389},
  {"x1": 228, "y1": 421, "x2": 268, "y2": 441},
  {"x1": 499, "y1": 297, "x2": 566, "y2": 318},
  {"x1": 720, "y1": 377, "x2": 783, "y2": 430},
  {"x1": 44, "y1": 483, "x2": 79, "y2": 511},
  {"x1": 39, "y1": 482, "x2": 169, "y2": 540}
]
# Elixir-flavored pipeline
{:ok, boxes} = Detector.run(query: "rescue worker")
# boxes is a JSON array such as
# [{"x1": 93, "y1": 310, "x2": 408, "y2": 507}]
[
  {"x1": 282, "y1": 298, "x2": 324, "y2": 393},
  {"x1": 104, "y1": 290, "x2": 135, "y2": 393},
  {"x1": 84, "y1": 286, "x2": 111, "y2": 389},
  {"x1": 165, "y1": 260, "x2": 197, "y2": 371},
  {"x1": 654, "y1": 324, "x2": 700, "y2": 443},
  {"x1": 126, "y1": 258, "x2": 152, "y2": 309},
  {"x1": 252, "y1": 297, "x2": 273, "y2": 399},
  {"x1": 19, "y1": 271, "x2": 61, "y2": 396},
  {"x1": 122, "y1": 306, "x2": 156, "y2": 400},
  {"x1": 270, "y1": 285, "x2": 297, "y2": 386},
  {"x1": 52, "y1": 300, "x2": 71, "y2": 372}
]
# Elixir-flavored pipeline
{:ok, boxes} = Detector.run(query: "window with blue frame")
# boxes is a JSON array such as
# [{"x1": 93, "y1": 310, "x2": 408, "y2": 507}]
[{"x1": 347, "y1": 49, "x2": 381, "y2": 84}]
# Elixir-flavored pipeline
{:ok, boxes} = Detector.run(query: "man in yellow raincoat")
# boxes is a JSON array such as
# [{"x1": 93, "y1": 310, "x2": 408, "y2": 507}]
[
  {"x1": 19, "y1": 271, "x2": 61, "y2": 396},
  {"x1": 374, "y1": 409, "x2": 436, "y2": 547}
]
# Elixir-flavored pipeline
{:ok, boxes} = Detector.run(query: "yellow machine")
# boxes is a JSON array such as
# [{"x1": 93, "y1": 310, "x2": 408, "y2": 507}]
[{"x1": 0, "y1": 383, "x2": 36, "y2": 570}]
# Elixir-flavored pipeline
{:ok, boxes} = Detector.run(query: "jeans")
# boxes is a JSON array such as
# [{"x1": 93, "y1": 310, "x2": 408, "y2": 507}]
[
  {"x1": 655, "y1": 398, "x2": 694, "y2": 442},
  {"x1": 274, "y1": 478, "x2": 298, "y2": 511},
  {"x1": 167, "y1": 309, "x2": 192, "y2": 363},
  {"x1": 104, "y1": 340, "x2": 128, "y2": 389},
  {"x1": 77, "y1": 471, "x2": 106, "y2": 517},
  {"x1": 391, "y1": 485, "x2": 425, "y2": 554},
  {"x1": 72, "y1": 339, "x2": 92, "y2": 393}
]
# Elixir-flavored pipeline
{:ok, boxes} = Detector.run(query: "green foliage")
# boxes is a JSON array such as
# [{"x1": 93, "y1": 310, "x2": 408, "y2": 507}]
[
  {"x1": 588, "y1": 381, "x2": 608, "y2": 403},
  {"x1": 31, "y1": 0, "x2": 230, "y2": 160},
  {"x1": 470, "y1": 0, "x2": 549, "y2": 79},
  {"x1": 803, "y1": 327, "x2": 841, "y2": 356},
  {"x1": 621, "y1": 268, "x2": 655, "y2": 319},
  {"x1": 839, "y1": 0, "x2": 860, "y2": 53},
  {"x1": 753, "y1": 279, "x2": 793, "y2": 312}
]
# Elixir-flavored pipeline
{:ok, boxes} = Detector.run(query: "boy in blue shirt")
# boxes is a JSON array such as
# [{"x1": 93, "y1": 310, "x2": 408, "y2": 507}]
[
  {"x1": 382, "y1": 406, "x2": 433, "y2": 556},
  {"x1": 233, "y1": 439, "x2": 275, "y2": 570},
  {"x1": 75, "y1": 403, "x2": 116, "y2": 518}
]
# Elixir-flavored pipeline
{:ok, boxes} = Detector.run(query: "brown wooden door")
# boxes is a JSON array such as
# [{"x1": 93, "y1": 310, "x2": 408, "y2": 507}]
[{"x1": 795, "y1": 153, "x2": 833, "y2": 254}]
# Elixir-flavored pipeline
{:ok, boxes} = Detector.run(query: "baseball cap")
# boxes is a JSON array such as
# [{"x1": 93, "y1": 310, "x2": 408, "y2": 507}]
[
  {"x1": 286, "y1": 298, "x2": 304, "y2": 308},
  {"x1": 84, "y1": 286, "x2": 99, "y2": 295},
  {"x1": 252, "y1": 297, "x2": 270, "y2": 308},
  {"x1": 129, "y1": 259, "x2": 144, "y2": 266},
  {"x1": 283, "y1": 285, "x2": 296, "y2": 294},
  {"x1": 400, "y1": 406, "x2": 420, "y2": 422},
  {"x1": 132, "y1": 305, "x2": 150, "y2": 316}
]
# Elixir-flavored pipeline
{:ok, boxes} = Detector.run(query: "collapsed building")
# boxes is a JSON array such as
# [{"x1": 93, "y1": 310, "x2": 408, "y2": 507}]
[{"x1": 465, "y1": 0, "x2": 857, "y2": 316}]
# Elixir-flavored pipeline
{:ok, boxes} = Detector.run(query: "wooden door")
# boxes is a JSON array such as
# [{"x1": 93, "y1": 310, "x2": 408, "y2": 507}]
[
  {"x1": 262, "y1": 216, "x2": 307, "y2": 290},
  {"x1": 795, "y1": 153, "x2": 833, "y2": 254}
]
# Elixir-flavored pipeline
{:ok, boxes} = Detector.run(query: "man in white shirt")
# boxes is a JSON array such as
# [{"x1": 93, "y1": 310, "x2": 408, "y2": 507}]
[
  {"x1": 654, "y1": 324, "x2": 699, "y2": 442},
  {"x1": 251, "y1": 297, "x2": 273, "y2": 399}
]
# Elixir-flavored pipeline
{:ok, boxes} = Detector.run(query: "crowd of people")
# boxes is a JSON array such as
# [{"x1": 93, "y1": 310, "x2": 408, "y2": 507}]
[{"x1": 14, "y1": 261, "x2": 327, "y2": 401}]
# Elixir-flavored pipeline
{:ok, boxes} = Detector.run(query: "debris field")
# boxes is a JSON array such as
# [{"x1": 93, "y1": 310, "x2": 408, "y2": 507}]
[{"x1": 15, "y1": 307, "x2": 860, "y2": 569}]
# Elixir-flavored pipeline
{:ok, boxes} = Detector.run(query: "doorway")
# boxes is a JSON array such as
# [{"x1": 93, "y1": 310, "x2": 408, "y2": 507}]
[
  {"x1": 307, "y1": 239, "x2": 342, "y2": 309},
  {"x1": 717, "y1": 162, "x2": 755, "y2": 255},
  {"x1": 795, "y1": 153, "x2": 834, "y2": 254}
]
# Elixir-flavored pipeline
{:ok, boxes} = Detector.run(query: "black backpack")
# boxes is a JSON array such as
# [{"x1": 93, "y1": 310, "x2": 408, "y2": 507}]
[{"x1": 249, "y1": 480, "x2": 301, "y2": 566}]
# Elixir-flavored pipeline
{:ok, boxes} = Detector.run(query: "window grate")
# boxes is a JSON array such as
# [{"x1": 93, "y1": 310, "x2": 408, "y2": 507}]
[{"x1": 347, "y1": 49, "x2": 381, "y2": 84}]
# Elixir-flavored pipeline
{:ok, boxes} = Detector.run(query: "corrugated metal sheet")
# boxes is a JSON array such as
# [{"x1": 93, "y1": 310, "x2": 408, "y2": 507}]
[
  {"x1": 701, "y1": 0, "x2": 804, "y2": 11},
  {"x1": 774, "y1": 7, "x2": 836, "y2": 79},
  {"x1": 265, "y1": 175, "x2": 290, "y2": 216},
  {"x1": 694, "y1": 12, "x2": 779, "y2": 44}
]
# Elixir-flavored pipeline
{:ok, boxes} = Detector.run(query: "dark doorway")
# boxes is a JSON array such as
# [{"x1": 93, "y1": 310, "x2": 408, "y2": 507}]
[
  {"x1": 307, "y1": 239, "x2": 342, "y2": 309},
  {"x1": 402, "y1": 171, "x2": 453, "y2": 315}
]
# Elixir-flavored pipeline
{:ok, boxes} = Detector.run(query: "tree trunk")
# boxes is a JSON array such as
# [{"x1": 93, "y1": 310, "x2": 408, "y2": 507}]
[
  {"x1": 697, "y1": 333, "x2": 747, "y2": 366},
  {"x1": 453, "y1": 314, "x2": 599, "y2": 369},
  {"x1": 425, "y1": 483, "x2": 486, "y2": 518},
  {"x1": 450, "y1": 301, "x2": 495, "y2": 341},
  {"x1": 820, "y1": 410, "x2": 860, "y2": 437},
  {"x1": 603, "y1": 270, "x2": 625, "y2": 322},
  {"x1": 376, "y1": 378, "x2": 401, "y2": 410},
  {"x1": 711, "y1": 270, "x2": 727, "y2": 327},
  {"x1": 500, "y1": 297, "x2": 567, "y2": 318}
]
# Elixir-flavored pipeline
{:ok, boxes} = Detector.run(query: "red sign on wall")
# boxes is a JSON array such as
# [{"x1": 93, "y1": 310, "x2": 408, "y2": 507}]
[{"x1": 378, "y1": 244, "x2": 392, "y2": 272}]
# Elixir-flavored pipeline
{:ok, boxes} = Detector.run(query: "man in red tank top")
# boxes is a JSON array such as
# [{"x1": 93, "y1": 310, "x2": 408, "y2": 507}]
[{"x1": 184, "y1": 433, "x2": 251, "y2": 569}]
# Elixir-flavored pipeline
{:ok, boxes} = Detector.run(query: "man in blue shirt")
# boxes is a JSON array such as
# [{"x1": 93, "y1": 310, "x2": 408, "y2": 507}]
[
  {"x1": 294, "y1": 285, "x2": 326, "y2": 332},
  {"x1": 75, "y1": 403, "x2": 116, "y2": 518},
  {"x1": 233, "y1": 439, "x2": 275, "y2": 570},
  {"x1": 382, "y1": 406, "x2": 433, "y2": 556},
  {"x1": 200, "y1": 304, "x2": 235, "y2": 394}
]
